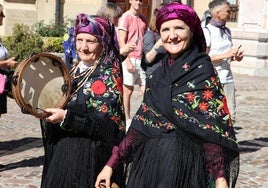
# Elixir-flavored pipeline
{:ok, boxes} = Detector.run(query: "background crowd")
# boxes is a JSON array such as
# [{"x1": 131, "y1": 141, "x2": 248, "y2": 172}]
[{"x1": 0, "y1": 1, "x2": 242, "y2": 188}]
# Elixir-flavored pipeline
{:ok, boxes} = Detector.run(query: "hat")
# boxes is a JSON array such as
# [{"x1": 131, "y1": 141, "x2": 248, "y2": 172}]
[
  {"x1": 74, "y1": 13, "x2": 116, "y2": 50},
  {"x1": 156, "y1": 2, "x2": 206, "y2": 52}
]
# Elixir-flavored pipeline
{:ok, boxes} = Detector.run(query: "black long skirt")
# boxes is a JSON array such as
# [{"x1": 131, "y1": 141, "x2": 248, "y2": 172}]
[
  {"x1": 126, "y1": 131, "x2": 211, "y2": 188},
  {"x1": 41, "y1": 133, "x2": 125, "y2": 188}
]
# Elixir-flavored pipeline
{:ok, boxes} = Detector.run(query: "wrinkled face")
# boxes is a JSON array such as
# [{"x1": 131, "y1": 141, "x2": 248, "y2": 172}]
[
  {"x1": 160, "y1": 19, "x2": 193, "y2": 59},
  {"x1": 76, "y1": 33, "x2": 103, "y2": 64},
  {"x1": 217, "y1": 4, "x2": 231, "y2": 22}
]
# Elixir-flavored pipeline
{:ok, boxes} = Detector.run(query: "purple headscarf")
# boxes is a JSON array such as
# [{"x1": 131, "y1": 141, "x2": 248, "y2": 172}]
[
  {"x1": 74, "y1": 13, "x2": 119, "y2": 52},
  {"x1": 156, "y1": 2, "x2": 206, "y2": 52}
]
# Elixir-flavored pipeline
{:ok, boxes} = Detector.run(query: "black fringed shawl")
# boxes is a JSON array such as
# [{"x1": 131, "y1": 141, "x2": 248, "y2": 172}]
[{"x1": 131, "y1": 45, "x2": 239, "y2": 186}]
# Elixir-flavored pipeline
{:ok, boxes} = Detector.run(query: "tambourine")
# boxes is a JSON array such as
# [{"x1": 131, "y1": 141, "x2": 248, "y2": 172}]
[{"x1": 11, "y1": 52, "x2": 71, "y2": 119}]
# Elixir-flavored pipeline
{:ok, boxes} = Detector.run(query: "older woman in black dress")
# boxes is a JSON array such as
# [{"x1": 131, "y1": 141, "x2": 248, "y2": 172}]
[
  {"x1": 41, "y1": 14, "x2": 125, "y2": 188},
  {"x1": 96, "y1": 2, "x2": 239, "y2": 188}
]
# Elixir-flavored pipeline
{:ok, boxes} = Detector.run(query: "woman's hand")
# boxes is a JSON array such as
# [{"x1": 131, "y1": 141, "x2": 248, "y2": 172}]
[
  {"x1": 216, "y1": 177, "x2": 228, "y2": 188},
  {"x1": 95, "y1": 165, "x2": 113, "y2": 188},
  {"x1": 44, "y1": 108, "x2": 66, "y2": 124},
  {"x1": 154, "y1": 38, "x2": 163, "y2": 49}
]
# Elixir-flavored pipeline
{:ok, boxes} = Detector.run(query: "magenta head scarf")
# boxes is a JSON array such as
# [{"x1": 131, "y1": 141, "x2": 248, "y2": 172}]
[
  {"x1": 74, "y1": 13, "x2": 119, "y2": 52},
  {"x1": 156, "y1": 2, "x2": 206, "y2": 52}
]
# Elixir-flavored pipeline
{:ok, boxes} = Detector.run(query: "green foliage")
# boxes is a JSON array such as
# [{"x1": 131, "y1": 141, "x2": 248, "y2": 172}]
[
  {"x1": 2, "y1": 23, "x2": 65, "y2": 61},
  {"x1": 2, "y1": 23, "x2": 44, "y2": 60},
  {"x1": 42, "y1": 37, "x2": 64, "y2": 53},
  {"x1": 33, "y1": 20, "x2": 68, "y2": 37}
]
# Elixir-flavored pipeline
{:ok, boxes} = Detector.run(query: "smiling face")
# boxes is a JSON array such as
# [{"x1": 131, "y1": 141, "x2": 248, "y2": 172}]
[
  {"x1": 76, "y1": 33, "x2": 103, "y2": 65},
  {"x1": 160, "y1": 19, "x2": 193, "y2": 59},
  {"x1": 129, "y1": 0, "x2": 142, "y2": 12}
]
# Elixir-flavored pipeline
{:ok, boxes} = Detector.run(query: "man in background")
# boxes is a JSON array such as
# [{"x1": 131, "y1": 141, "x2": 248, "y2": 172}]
[
  {"x1": 203, "y1": 0, "x2": 244, "y2": 124},
  {"x1": 118, "y1": 0, "x2": 147, "y2": 130}
]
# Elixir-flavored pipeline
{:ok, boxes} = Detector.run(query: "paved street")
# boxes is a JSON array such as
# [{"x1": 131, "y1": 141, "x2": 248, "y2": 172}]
[{"x1": 0, "y1": 73, "x2": 268, "y2": 188}]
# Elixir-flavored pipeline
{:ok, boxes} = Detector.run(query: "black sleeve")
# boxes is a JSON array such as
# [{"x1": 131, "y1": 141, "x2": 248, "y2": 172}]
[{"x1": 60, "y1": 110, "x2": 121, "y2": 143}]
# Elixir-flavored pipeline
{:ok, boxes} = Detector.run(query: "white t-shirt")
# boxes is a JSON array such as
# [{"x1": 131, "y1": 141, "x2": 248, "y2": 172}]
[{"x1": 203, "y1": 24, "x2": 233, "y2": 84}]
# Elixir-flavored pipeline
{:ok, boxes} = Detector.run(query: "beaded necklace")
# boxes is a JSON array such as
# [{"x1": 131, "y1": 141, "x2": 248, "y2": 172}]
[{"x1": 70, "y1": 60, "x2": 100, "y2": 95}]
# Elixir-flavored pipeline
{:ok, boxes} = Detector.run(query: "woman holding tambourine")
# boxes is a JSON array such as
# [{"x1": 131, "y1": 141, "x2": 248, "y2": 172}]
[{"x1": 39, "y1": 14, "x2": 126, "y2": 188}]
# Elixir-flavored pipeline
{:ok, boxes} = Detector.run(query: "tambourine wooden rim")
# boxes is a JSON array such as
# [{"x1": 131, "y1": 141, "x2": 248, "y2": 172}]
[{"x1": 11, "y1": 52, "x2": 71, "y2": 119}]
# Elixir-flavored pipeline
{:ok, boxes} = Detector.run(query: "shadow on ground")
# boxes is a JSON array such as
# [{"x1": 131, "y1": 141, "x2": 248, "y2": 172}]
[
  {"x1": 0, "y1": 137, "x2": 43, "y2": 156},
  {"x1": 238, "y1": 137, "x2": 268, "y2": 153},
  {"x1": 0, "y1": 156, "x2": 43, "y2": 172}
]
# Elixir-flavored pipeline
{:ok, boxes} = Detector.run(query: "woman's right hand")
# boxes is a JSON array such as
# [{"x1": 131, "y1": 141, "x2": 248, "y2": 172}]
[
  {"x1": 95, "y1": 165, "x2": 113, "y2": 188},
  {"x1": 44, "y1": 108, "x2": 66, "y2": 124}
]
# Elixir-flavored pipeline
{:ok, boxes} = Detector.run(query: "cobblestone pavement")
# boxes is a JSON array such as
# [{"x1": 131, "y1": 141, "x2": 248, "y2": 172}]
[{"x1": 0, "y1": 73, "x2": 268, "y2": 188}]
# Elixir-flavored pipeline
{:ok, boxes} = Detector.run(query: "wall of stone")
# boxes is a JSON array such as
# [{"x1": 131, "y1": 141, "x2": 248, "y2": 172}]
[{"x1": 231, "y1": 0, "x2": 268, "y2": 77}]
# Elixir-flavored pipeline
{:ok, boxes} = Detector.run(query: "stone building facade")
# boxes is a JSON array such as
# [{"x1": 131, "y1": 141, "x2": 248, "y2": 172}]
[{"x1": 0, "y1": 0, "x2": 267, "y2": 77}]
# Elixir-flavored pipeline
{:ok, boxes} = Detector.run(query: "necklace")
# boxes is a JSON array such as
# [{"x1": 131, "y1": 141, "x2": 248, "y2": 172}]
[{"x1": 70, "y1": 60, "x2": 100, "y2": 95}]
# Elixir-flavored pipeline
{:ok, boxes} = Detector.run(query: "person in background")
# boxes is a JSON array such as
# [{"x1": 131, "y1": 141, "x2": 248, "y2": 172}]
[
  {"x1": 118, "y1": 0, "x2": 147, "y2": 130},
  {"x1": 96, "y1": 2, "x2": 122, "y2": 27},
  {"x1": 96, "y1": 2, "x2": 239, "y2": 188},
  {"x1": 203, "y1": 0, "x2": 244, "y2": 124},
  {"x1": 0, "y1": 3, "x2": 18, "y2": 170},
  {"x1": 63, "y1": 26, "x2": 79, "y2": 69},
  {"x1": 142, "y1": 3, "x2": 166, "y2": 76},
  {"x1": 201, "y1": 9, "x2": 212, "y2": 28},
  {"x1": 96, "y1": 2, "x2": 139, "y2": 61},
  {"x1": 41, "y1": 14, "x2": 125, "y2": 188}
]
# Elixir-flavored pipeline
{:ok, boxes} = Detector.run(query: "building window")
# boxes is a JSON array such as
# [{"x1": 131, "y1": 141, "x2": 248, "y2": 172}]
[
  {"x1": 228, "y1": 0, "x2": 237, "y2": 5},
  {"x1": 228, "y1": 0, "x2": 239, "y2": 22}
]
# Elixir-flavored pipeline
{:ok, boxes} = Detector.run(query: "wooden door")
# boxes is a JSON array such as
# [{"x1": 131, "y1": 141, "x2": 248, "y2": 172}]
[{"x1": 109, "y1": 0, "x2": 152, "y2": 22}]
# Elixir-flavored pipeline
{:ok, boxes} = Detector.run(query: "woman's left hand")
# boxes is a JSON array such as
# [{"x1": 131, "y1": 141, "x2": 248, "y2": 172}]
[
  {"x1": 95, "y1": 165, "x2": 113, "y2": 188},
  {"x1": 216, "y1": 177, "x2": 228, "y2": 188},
  {"x1": 44, "y1": 108, "x2": 66, "y2": 124}
]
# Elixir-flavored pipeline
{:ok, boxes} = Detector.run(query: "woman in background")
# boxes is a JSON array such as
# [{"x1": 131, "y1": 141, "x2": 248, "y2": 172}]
[{"x1": 142, "y1": 3, "x2": 166, "y2": 75}]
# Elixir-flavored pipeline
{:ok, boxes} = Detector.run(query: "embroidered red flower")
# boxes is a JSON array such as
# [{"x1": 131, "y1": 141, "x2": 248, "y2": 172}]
[
  {"x1": 111, "y1": 115, "x2": 121, "y2": 123},
  {"x1": 138, "y1": 115, "x2": 145, "y2": 121},
  {"x1": 186, "y1": 92, "x2": 195, "y2": 102},
  {"x1": 175, "y1": 109, "x2": 184, "y2": 117},
  {"x1": 91, "y1": 80, "x2": 107, "y2": 95},
  {"x1": 100, "y1": 104, "x2": 109, "y2": 113},
  {"x1": 182, "y1": 63, "x2": 189, "y2": 70},
  {"x1": 116, "y1": 77, "x2": 123, "y2": 93},
  {"x1": 112, "y1": 67, "x2": 120, "y2": 74},
  {"x1": 206, "y1": 124, "x2": 211, "y2": 129},
  {"x1": 199, "y1": 101, "x2": 208, "y2": 112},
  {"x1": 142, "y1": 104, "x2": 147, "y2": 112},
  {"x1": 202, "y1": 90, "x2": 214, "y2": 100},
  {"x1": 210, "y1": 76, "x2": 218, "y2": 86}
]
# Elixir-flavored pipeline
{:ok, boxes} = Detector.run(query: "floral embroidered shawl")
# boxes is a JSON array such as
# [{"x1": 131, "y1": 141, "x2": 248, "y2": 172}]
[{"x1": 132, "y1": 45, "x2": 238, "y2": 153}]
